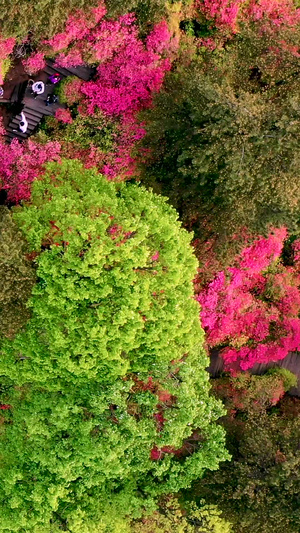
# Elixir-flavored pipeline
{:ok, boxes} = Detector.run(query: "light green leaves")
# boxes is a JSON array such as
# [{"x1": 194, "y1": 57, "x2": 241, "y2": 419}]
[{"x1": 0, "y1": 160, "x2": 228, "y2": 531}]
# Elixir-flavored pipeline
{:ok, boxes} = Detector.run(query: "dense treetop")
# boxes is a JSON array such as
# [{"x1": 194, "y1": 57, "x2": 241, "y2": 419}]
[
  {"x1": 139, "y1": 26, "x2": 300, "y2": 244},
  {"x1": 10, "y1": 159, "x2": 202, "y2": 384},
  {"x1": 191, "y1": 371, "x2": 300, "y2": 533},
  {"x1": 0, "y1": 1, "x2": 300, "y2": 531},
  {"x1": 0, "y1": 160, "x2": 228, "y2": 532}
]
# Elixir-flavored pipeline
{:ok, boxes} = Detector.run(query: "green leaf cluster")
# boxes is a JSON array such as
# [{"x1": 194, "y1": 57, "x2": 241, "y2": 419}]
[{"x1": 40, "y1": 108, "x2": 117, "y2": 154}]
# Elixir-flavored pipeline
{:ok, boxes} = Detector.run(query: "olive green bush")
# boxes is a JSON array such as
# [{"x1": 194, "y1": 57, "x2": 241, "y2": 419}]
[
  {"x1": 0, "y1": 206, "x2": 36, "y2": 338},
  {"x1": 140, "y1": 23, "x2": 300, "y2": 251},
  {"x1": 131, "y1": 496, "x2": 232, "y2": 532},
  {"x1": 190, "y1": 373, "x2": 300, "y2": 533},
  {"x1": 0, "y1": 0, "x2": 99, "y2": 40}
]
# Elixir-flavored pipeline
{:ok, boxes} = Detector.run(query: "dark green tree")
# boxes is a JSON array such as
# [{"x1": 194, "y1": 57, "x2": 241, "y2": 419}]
[
  {"x1": 0, "y1": 160, "x2": 229, "y2": 532},
  {"x1": 0, "y1": 206, "x2": 36, "y2": 338},
  {"x1": 106, "y1": 0, "x2": 166, "y2": 27},
  {"x1": 139, "y1": 22, "x2": 300, "y2": 252},
  {"x1": 188, "y1": 371, "x2": 300, "y2": 533}
]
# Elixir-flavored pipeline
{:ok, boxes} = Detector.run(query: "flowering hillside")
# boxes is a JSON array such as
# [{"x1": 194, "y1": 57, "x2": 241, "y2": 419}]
[
  {"x1": 0, "y1": 1, "x2": 300, "y2": 531},
  {"x1": 197, "y1": 229, "x2": 300, "y2": 371}
]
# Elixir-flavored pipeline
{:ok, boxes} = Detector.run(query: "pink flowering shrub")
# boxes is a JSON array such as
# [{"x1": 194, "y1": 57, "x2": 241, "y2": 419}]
[
  {"x1": 42, "y1": 10, "x2": 175, "y2": 118},
  {"x1": 80, "y1": 14, "x2": 173, "y2": 117},
  {"x1": 55, "y1": 108, "x2": 73, "y2": 124},
  {"x1": 22, "y1": 52, "x2": 46, "y2": 75},
  {"x1": 44, "y1": 2, "x2": 106, "y2": 51},
  {"x1": 0, "y1": 138, "x2": 61, "y2": 203},
  {"x1": 84, "y1": 15, "x2": 139, "y2": 64},
  {"x1": 146, "y1": 20, "x2": 179, "y2": 56},
  {"x1": 246, "y1": 0, "x2": 300, "y2": 27},
  {"x1": 92, "y1": 3, "x2": 108, "y2": 23},
  {"x1": 54, "y1": 48, "x2": 84, "y2": 69},
  {"x1": 37, "y1": 7, "x2": 176, "y2": 179},
  {"x1": 196, "y1": 0, "x2": 244, "y2": 31},
  {"x1": 197, "y1": 228, "x2": 300, "y2": 372},
  {"x1": 23, "y1": 4, "x2": 176, "y2": 179},
  {"x1": 0, "y1": 36, "x2": 15, "y2": 60}
]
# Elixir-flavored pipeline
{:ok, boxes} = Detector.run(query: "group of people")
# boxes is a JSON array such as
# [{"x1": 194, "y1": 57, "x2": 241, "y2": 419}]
[
  {"x1": 13, "y1": 73, "x2": 61, "y2": 135},
  {"x1": 30, "y1": 72, "x2": 60, "y2": 98}
]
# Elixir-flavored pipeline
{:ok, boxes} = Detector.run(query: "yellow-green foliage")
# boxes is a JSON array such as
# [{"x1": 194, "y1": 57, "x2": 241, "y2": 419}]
[
  {"x1": 0, "y1": 160, "x2": 229, "y2": 532},
  {"x1": 0, "y1": 58, "x2": 11, "y2": 83}
]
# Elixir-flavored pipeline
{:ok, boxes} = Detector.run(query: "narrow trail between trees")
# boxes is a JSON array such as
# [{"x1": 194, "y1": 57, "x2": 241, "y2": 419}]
[{"x1": 208, "y1": 350, "x2": 300, "y2": 396}]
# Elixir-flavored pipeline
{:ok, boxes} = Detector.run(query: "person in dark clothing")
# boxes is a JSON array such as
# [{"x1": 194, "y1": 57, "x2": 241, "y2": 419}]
[{"x1": 45, "y1": 94, "x2": 58, "y2": 106}]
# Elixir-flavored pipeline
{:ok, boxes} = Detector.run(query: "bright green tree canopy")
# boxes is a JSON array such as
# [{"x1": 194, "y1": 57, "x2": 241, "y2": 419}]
[{"x1": 0, "y1": 160, "x2": 229, "y2": 532}]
